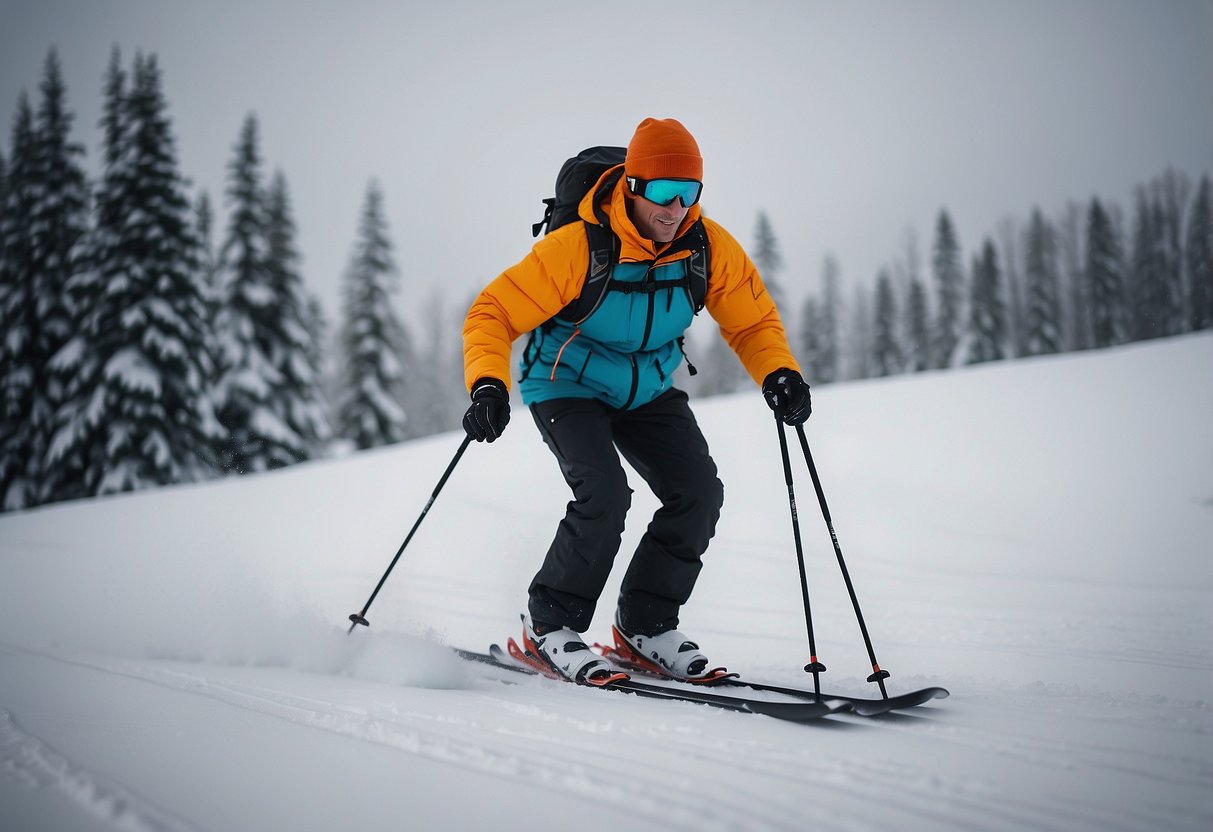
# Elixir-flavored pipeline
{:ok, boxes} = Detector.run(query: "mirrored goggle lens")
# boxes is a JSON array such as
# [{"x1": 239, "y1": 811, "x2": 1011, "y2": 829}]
[{"x1": 638, "y1": 178, "x2": 702, "y2": 207}]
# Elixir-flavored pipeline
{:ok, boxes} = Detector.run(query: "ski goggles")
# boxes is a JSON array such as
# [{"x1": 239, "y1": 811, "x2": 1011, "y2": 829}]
[{"x1": 625, "y1": 176, "x2": 703, "y2": 208}]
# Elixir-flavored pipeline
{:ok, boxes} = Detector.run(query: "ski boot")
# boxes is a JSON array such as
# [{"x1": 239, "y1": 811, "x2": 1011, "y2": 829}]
[
  {"x1": 518, "y1": 616, "x2": 626, "y2": 686},
  {"x1": 605, "y1": 612, "x2": 737, "y2": 684}
]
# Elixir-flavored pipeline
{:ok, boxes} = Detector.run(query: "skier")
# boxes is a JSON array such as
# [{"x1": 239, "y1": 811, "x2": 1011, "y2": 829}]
[{"x1": 461, "y1": 117, "x2": 811, "y2": 684}]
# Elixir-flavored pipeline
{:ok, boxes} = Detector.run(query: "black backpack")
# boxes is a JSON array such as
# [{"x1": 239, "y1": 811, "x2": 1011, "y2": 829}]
[{"x1": 532, "y1": 146, "x2": 710, "y2": 326}]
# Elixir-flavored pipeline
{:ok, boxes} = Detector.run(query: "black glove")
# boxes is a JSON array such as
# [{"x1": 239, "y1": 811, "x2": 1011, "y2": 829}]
[
  {"x1": 462, "y1": 378, "x2": 511, "y2": 442},
  {"x1": 762, "y1": 368, "x2": 812, "y2": 425}
]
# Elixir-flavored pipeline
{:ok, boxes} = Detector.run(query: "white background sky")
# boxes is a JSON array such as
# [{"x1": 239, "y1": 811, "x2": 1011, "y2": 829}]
[{"x1": 3, "y1": 0, "x2": 1211, "y2": 329}]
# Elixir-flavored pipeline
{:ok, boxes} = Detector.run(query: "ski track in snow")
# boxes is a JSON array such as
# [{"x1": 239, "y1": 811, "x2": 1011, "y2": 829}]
[
  {"x1": 7, "y1": 645, "x2": 1210, "y2": 832},
  {"x1": 0, "y1": 708, "x2": 196, "y2": 832}
]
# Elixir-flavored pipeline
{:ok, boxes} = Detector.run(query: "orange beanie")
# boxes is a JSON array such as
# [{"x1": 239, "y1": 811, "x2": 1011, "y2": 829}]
[{"x1": 625, "y1": 118, "x2": 703, "y2": 181}]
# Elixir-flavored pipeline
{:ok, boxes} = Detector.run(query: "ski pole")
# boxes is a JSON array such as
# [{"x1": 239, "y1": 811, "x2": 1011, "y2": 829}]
[
  {"x1": 347, "y1": 434, "x2": 473, "y2": 634},
  {"x1": 794, "y1": 423, "x2": 890, "y2": 698},
  {"x1": 776, "y1": 415, "x2": 827, "y2": 697}
]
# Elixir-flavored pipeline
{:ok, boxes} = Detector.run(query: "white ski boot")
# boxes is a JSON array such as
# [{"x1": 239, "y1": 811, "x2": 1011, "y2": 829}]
[
  {"x1": 521, "y1": 616, "x2": 620, "y2": 685},
  {"x1": 609, "y1": 612, "x2": 733, "y2": 682}
]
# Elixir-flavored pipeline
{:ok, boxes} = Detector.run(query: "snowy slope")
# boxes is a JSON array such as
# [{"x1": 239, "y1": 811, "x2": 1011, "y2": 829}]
[{"x1": 2, "y1": 333, "x2": 1211, "y2": 832}]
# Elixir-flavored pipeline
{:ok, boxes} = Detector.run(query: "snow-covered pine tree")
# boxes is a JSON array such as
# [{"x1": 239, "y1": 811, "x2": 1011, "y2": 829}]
[
  {"x1": 966, "y1": 239, "x2": 1006, "y2": 365},
  {"x1": 931, "y1": 210, "x2": 964, "y2": 370},
  {"x1": 1023, "y1": 208, "x2": 1062, "y2": 356},
  {"x1": 1187, "y1": 175, "x2": 1212, "y2": 331},
  {"x1": 1129, "y1": 188, "x2": 1177, "y2": 341},
  {"x1": 846, "y1": 283, "x2": 873, "y2": 380},
  {"x1": 46, "y1": 52, "x2": 220, "y2": 500},
  {"x1": 751, "y1": 211, "x2": 786, "y2": 313},
  {"x1": 1057, "y1": 202, "x2": 1091, "y2": 352},
  {"x1": 214, "y1": 115, "x2": 306, "y2": 472},
  {"x1": 30, "y1": 50, "x2": 92, "y2": 505},
  {"x1": 0, "y1": 96, "x2": 40, "y2": 509},
  {"x1": 264, "y1": 170, "x2": 331, "y2": 457},
  {"x1": 1154, "y1": 170, "x2": 1191, "y2": 336},
  {"x1": 997, "y1": 218, "x2": 1025, "y2": 358},
  {"x1": 904, "y1": 275, "x2": 930, "y2": 372},
  {"x1": 1085, "y1": 198, "x2": 1127, "y2": 349},
  {"x1": 798, "y1": 294, "x2": 822, "y2": 384},
  {"x1": 1, "y1": 52, "x2": 93, "y2": 511},
  {"x1": 811, "y1": 254, "x2": 841, "y2": 384},
  {"x1": 39, "y1": 49, "x2": 127, "y2": 502},
  {"x1": 872, "y1": 269, "x2": 902, "y2": 376},
  {"x1": 336, "y1": 181, "x2": 408, "y2": 449}
]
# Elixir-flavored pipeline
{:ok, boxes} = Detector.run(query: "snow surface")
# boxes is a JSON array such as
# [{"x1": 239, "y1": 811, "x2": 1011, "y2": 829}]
[{"x1": 2, "y1": 333, "x2": 1211, "y2": 832}]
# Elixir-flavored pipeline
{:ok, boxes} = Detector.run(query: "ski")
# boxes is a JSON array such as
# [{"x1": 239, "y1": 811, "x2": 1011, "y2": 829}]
[
  {"x1": 586, "y1": 642, "x2": 948, "y2": 716},
  {"x1": 454, "y1": 645, "x2": 849, "y2": 723},
  {"x1": 716, "y1": 679, "x2": 949, "y2": 716}
]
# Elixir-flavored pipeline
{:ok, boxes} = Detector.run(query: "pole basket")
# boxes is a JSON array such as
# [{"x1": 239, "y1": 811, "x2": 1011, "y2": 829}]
[{"x1": 348, "y1": 613, "x2": 370, "y2": 627}]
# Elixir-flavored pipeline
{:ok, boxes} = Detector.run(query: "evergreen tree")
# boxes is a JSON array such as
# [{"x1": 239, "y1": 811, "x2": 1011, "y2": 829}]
[
  {"x1": 1057, "y1": 202, "x2": 1090, "y2": 352},
  {"x1": 904, "y1": 275, "x2": 930, "y2": 372},
  {"x1": 336, "y1": 181, "x2": 408, "y2": 449},
  {"x1": 872, "y1": 270, "x2": 902, "y2": 376},
  {"x1": 264, "y1": 170, "x2": 331, "y2": 457},
  {"x1": 0, "y1": 101, "x2": 39, "y2": 508},
  {"x1": 1085, "y1": 198, "x2": 1126, "y2": 349},
  {"x1": 998, "y1": 217, "x2": 1026, "y2": 357},
  {"x1": 751, "y1": 211, "x2": 786, "y2": 312},
  {"x1": 798, "y1": 294, "x2": 823, "y2": 384},
  {"x1": 1, "y1": 51, "x2": 94, "y2": 509},
  {"x1": 214, "y1": 114, "x2": 308, "y2": 472},
  {"x1": 1155, "y1": 170, "x2": 1191, "y2": 334},
  {"x1": 931, "y1": 210, "x2": 964, "y2": 369},
  {"x1": 42, "y1": 48, "x2": 127, "y2": 501},
  {"x1": 967, "y1": 239, "x2": 1006, "y2": 364},
  {"x1": 46, "y1": 53, "x2": 219, "y2": 499},
  {"x1": 1187, "y1": 175, "x2": 1212, "y2": 330},
  {"x1": 846, "y1": 283, "x2": 873, "y2": 380},
  {"x1": 1023, "y1": 208, "x2": 1062, "y2": 356},
  {"x1": 1128, "y1": 188, "x2": 1174, "y2": 340},
  {"x1": 0, "y1": 97, "x2": 40, "y2": 509},
  {"x1": 815, "y1": 254, "x2": 841, "y2": 384}
]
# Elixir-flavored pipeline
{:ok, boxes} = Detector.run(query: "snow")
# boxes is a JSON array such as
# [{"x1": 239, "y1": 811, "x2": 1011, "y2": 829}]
[
  {"x1": 103, "y1": 347, "x2": 161, "y2": 397},
  {"x1": 2, "y1": 333, "x2": 1211, "y2": 832}
]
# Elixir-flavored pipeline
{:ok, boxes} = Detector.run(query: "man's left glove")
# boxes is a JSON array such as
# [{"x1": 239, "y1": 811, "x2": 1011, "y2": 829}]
[
  {"x1": 462, "y1": 378, "x2": 511, "y2": 442},
  {"x1": 762, "y1": 368, "x2": 812, "y2": 425}
]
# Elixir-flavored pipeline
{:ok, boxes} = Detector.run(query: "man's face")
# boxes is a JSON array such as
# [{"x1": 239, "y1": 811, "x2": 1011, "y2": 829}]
[{"x1": 630, "y1": 193, "x2": 691, "y2": 244}]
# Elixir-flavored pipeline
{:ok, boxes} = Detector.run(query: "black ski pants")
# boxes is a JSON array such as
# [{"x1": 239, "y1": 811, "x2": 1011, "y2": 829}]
[{"x1": 527, "y1": 388, "x2": 724, "y2": 635}]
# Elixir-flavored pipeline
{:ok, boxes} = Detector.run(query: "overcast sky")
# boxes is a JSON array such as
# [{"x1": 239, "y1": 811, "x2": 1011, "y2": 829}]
[{"x1": 3, "y1": 0, "x2": 1211, "y2": 330}]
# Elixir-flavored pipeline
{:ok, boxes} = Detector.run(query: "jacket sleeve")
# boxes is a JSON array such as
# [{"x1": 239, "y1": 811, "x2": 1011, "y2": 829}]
[
  {"x1": 701, "y1": 218, "x2": 802, "y2": 385},
  {"x1": 462, "y1": 226, "x2": 588, "y2": 391}
]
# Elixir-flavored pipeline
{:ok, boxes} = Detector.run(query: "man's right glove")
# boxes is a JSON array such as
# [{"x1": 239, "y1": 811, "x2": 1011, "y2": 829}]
[
  {"x1": 462, "y1": 378, "x2": 511, "y2": 442},
  {"x1": 762, "y1": 368, "x2": 812, "y2": 425}
]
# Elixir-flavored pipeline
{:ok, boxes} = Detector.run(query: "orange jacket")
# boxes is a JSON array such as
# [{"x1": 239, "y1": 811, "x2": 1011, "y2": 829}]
[{"x1": 463, "y1": 168, "x2": 800, "y2": 394}]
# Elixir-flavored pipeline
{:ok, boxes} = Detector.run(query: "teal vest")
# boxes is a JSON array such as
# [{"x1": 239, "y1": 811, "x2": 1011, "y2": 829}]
[{"x1": 518, "y1": 256, "x2": 701, "y2": 409}]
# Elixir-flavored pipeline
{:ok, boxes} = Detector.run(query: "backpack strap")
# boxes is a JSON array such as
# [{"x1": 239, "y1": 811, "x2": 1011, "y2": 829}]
[
  {"x1": 551, "y1": 215, "x2": 710, "y2": 326},
  {"x1": 679, "y1": 220, "x2": 710, "y2": 314},
  {"x1": 554, "y1": 221, "x2": 616, "y2": 325}
]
